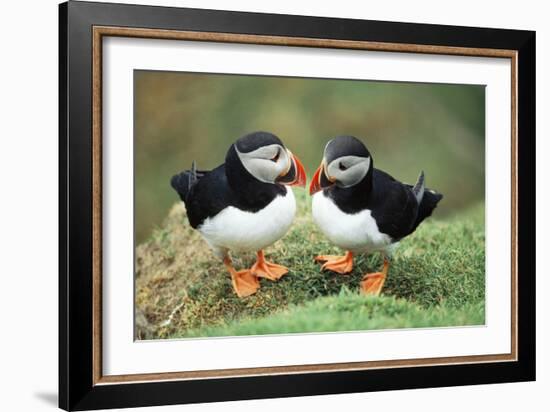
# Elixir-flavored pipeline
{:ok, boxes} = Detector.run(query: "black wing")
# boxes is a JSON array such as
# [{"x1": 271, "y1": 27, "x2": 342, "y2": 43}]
[
  {"x1": 409, "y1": 190, "x2": 443, "y2": 233},
  {"x1": 171, "y1": 163, "x2": 230, "y2": 229},
  {"x1": 171, "y1": 161, "x2": 206, "y2": 202},
  {"x1": 370, "y1": 169, "x2": 442, "y2": 240},
  {"x1": 368, "y1": 169, "x2": 417, "y2": 240}
]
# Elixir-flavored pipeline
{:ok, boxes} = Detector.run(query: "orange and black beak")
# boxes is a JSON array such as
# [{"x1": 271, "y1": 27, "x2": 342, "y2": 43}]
[
  {"x1": 309, "y1": 159, "x2": 335, "y2": 195},
  {"x1": 276, "y1": 150, "x2": 307, "y2": 188}
]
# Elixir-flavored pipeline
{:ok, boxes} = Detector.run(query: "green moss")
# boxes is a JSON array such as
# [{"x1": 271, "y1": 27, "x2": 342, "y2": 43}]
[{"x1": 181, "y1": 291, "x2": 485, "y2": 338}]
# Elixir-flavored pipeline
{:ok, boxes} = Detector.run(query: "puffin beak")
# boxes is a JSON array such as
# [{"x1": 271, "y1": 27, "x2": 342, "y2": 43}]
[
  {"x1": 277, "y1": 150, "x2": 307, "y2": 188},
  {"x1": 309, "y1": 159, "x2": 334, "y2": 195}
]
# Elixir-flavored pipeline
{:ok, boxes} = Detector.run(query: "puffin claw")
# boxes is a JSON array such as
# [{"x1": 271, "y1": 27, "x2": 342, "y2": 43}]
[
  {"x1": 360, "y1": 273, "x2": 386, "y2": 296},
  {"x1": 251, "y1": 250, "x2": 288, "y2": 281},
  {"x1": 224, "y1": 256, "x2": 260, "y2": 298},
  {"x1": 360, "y1": 257, "x2": 390, "y2": 296},
  {"x1": 314, "y1": 255, "x2": 342, "y2": 263},
  {"x1": 252, "y1": 261, "x2": 288, "y2": 281},
  {"x1": 315, "y1": 251, "x2": 354, "y2": 274},
  {"x1": 231, "y1": 269, "x2": 260, "y2": 298}
]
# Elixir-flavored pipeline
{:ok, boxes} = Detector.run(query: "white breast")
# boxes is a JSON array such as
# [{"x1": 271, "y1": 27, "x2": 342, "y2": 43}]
[
  {"x1": 198, "y1": 187, "x2": 296, "y2": 257},
  {"x1": 311, "y1": 192, "x2": 393, "y2": 253}
]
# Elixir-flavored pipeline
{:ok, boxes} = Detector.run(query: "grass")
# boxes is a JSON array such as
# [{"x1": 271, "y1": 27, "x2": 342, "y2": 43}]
[
  {"x1": 183, "y1": 292, "x2": 484, "y2": 338},
  {"x1": 135, "y1": 190, "x2": 485, "y2": 340}
]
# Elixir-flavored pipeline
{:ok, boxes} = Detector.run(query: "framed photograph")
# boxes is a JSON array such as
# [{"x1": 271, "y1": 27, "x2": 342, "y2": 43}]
[{"x1": 59, "y1": 1, "x2": 535, "y2": 410}]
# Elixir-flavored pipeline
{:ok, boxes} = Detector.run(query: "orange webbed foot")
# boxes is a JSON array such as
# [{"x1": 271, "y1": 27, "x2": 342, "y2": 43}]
[
  {"x1": 314, "y1": 251, "x2": 353, "y2": 274},
  {"x1": 231, "y1": 269, "x2": 260, "y2": 297},
  {"x1": 251, "y1": 250, "x2": 288, "y2": 281},
  {"x1": 360, "y1": 257, "x2": 390, "y2": 296},
  {"x1": 360, "y1": 273, "x2": 386, "y2": 296},
  {"x1": 224, "y1": 256, "x2": 260, "y2": 298}
]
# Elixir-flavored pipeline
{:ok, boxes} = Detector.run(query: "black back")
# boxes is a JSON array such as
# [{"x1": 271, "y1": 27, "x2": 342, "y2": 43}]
[
  {"x1": 324, "y1": 168, "x2": 442, "y2": 241},
  {"x1": 171, "y1": 132, "x2": 287, "y2": 229}
]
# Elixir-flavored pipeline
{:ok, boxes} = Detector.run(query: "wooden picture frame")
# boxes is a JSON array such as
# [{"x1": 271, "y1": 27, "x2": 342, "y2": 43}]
[{"x1": 59, "y1": 1, "x2": 535, "y2": 410}]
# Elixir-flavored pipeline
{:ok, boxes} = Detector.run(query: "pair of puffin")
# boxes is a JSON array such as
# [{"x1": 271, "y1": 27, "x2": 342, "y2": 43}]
[{"x1": 171, "y1": 131, "x2": 442, "y2": 298}]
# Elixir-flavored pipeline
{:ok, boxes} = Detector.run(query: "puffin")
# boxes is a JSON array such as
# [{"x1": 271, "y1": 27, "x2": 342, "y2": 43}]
[
  {"x1": 309, "y1": 135, "x2": 443, "y2": 295},
  {"x1": 171, "y1": 131, "x2": 306, "y2": 298}
]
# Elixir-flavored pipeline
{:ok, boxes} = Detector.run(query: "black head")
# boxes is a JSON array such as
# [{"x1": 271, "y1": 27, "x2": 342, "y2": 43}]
[
  {"x1": 225, "y1": 131, "x2": 306, "y2": 190},
  {"x1": 234, "y1": 131, "x2": 283, "y2": 153},
  {"x1": 310, "y1": 135, "x2": 373, "y2": 195},
  {"x1": 324, "y1": 135, "x2": 371, "y2": 164}
]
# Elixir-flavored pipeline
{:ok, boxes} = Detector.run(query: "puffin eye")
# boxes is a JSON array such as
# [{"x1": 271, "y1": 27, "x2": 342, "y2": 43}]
[
  {"x1": 270, "y1": 149, "x2": 280, "y2": 163},
  {"x1": 339, "y1": 162, "x2": 347, "y2": 171}
]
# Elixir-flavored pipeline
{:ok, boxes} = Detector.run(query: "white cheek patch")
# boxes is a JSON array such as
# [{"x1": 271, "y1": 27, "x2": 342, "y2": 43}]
[
  {"x1": 327, "y1": 155, "x2": 371, "y2": 188},
  {"x1": 236, "y1": 144, "x2": 287, "y2": 183}
]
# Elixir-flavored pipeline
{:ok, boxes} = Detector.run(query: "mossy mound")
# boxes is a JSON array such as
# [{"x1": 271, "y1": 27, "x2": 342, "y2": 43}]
[{"x1": 136, "y1": 191, "x2": 485, "y2": 339}]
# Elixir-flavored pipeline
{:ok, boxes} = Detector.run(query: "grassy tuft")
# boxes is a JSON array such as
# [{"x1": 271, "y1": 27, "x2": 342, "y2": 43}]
[
  {"x1": 182, "y1": 291, "x2": 485, "y2": 338},
  {"x1": 135, "y1": 190, "x2": 485, "y2": 340}
]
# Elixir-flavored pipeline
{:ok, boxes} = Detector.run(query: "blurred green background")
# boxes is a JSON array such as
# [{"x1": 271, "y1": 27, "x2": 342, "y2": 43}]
[{"x1": 134, "y1": 70, "x2": 485, "y2": 244}]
